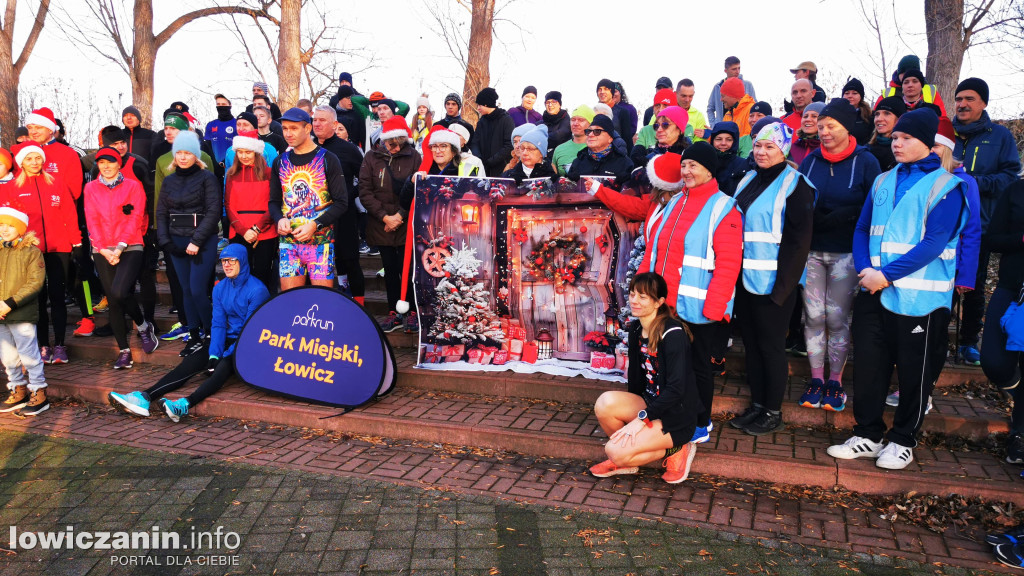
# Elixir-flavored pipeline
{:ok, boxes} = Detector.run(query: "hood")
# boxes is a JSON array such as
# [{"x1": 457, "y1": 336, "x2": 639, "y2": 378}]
[
  {"x1": 709, "y1": 121, "x2": 740, "y2": 155},
  {"x1": 220, "y1": 242, "x2": 251, "y2": 286},
  {"x1": 5, "y1": 231, "x2": 39, "y2": 250}
]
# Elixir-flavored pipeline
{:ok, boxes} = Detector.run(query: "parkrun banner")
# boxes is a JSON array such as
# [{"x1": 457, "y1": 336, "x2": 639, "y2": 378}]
[
  {"x1": 234, "y1": 286, "x2": 396, "y2": 408},
  {"x1": 411, "y1": 175, "x2": 640, "y2": 382}
]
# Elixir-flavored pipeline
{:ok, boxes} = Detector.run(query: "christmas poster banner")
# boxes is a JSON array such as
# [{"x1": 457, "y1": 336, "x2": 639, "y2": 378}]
[
  {"x1": 235, "y1": 286, "x2": 397, "y2": 407},
  {"x1": 411, "y1": 175, "x2": 644, "y2": 382}
]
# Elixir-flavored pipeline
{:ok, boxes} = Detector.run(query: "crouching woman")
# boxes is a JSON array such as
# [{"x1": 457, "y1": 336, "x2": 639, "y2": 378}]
[{"x1": 590, "y1": 272, "x2": 701, "y2": 484}]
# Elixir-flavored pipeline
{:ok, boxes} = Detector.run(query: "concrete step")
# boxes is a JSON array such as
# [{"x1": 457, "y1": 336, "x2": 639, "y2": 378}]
[{"x1": 41, "y1": 359, "x2": 1023, "y2": 507}]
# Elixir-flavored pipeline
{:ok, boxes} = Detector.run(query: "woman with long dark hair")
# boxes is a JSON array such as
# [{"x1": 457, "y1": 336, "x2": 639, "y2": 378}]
[
  {"x1": 590, "y1": 272, "x2": 701, "y2": 484},
  {"x1": 224, "y1": 130, "x2": 277, "y2": 292}
]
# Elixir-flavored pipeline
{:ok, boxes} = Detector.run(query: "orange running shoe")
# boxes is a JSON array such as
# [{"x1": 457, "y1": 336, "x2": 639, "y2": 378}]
[
  {"x1": 589, "y1": 459, "x2": 639, "y2": 478},
  {"x1": 662, "y1": 442, "x2": 697, "y2": 484}
]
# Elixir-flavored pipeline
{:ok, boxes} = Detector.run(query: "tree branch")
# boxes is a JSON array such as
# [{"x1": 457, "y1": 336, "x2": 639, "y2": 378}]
[
  {"x1": 13, "y1": 0, "x2": 49, "y2": 75},
  {"x1": 155, "y1": 5, "x2": 277, "y2": 49}
]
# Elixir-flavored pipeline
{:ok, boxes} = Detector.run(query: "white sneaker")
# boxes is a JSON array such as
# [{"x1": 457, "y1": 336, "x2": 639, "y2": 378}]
[
  {"x1": 885, "y1": 391, "x2": 932, "y2": 414},
  {"x1": 827, "y1": 436, "x2": 884, "y2": 459},
  {"x1": 876, "y1": 442, "x2": 914, "y2": 470}
]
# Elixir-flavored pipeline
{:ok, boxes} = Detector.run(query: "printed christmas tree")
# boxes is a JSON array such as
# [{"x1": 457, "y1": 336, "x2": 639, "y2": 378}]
[{"x1": 428, "y1": 242, "x2": 506, "y2": 344}]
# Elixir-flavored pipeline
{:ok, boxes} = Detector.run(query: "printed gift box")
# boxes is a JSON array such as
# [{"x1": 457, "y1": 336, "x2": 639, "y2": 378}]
[
  {"x1": 614, "y1": 348, "x2": 628, "y2": 371},
  {"x1": 507, "y1": 339, "x2": 524, "y2": 361},
  {"x1": 422, "y1": 344, "x2": 444, "y2": 364},
  {"x1": 492, "y1": 349, "x2": 510, "y2": 365},
  {"x1": 590, "y1": 351, "x2": 616, "y2": 369},
  {"x1": 467, "y1": 347, "x2": 496, "y2": 365},
  {"x1": 442, "y1": 344, "x2": 466, "y2": 363}
]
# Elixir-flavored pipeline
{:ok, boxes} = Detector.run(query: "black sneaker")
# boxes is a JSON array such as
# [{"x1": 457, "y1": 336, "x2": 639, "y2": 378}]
[
  {"x1": 729, "y1": 405, "x2": 764, "y2": 429},
  {"x1": 995, "y1": 541, "x2": 1024, "y2": 569},
  {"x1": 743, "y1": 410, "x2": 784, "y2": 436},
  {"x1": 1007, "y1": 433, "x2": 1024, "y2": 465},
  {"x1": 93, "y1": 323, "x2": 114, "y2": 337},
  {"x1": 987, "y1": 525, "x2": 1024, "y2": 546},
  {"x1": 180, "y1": 335, "x2": 205, "y2": 357}
]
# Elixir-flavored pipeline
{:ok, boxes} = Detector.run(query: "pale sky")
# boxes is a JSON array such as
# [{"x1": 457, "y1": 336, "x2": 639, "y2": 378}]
[{"x1": 15, "y1": 0, "x2": 1024, "y2": 148}]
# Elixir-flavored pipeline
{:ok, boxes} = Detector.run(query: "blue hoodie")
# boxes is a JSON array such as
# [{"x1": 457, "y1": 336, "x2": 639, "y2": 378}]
[
  {"x1": 209, "y1": 243, "x2": 270, "y2": 359},
  {"x1": 799, "y1": 144, "x2": 881, "y2": 253}
]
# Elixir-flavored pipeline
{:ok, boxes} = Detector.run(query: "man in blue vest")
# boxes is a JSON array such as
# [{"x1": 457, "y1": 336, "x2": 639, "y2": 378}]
[{"x1": 828, "y1": 109, "x2": 969, "y2": 470}]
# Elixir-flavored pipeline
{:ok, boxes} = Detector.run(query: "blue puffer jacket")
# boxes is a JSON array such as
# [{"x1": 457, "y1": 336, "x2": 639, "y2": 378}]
[
  {"x1": 209, "y1": 243, "x2": 270, "y2": 359},
  {"x1": 799, "y1": 144, "x2": 881, "y2": 253},
  {"x1": 953, "y1": 111, "x2": 1022, "y2": 230}
]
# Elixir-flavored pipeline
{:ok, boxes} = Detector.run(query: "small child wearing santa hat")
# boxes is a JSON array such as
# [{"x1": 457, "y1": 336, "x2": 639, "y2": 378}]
[{"x1": 0, "y1": 203, "x2": 49, "y2": 416}]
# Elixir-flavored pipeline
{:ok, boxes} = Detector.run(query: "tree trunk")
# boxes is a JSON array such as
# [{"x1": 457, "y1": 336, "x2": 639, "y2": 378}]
[
  {"x1": 924, "y1": 0, "x2": 966, "y2": 118},
  {"x1": 132, "y1": 0, "x2": 157, "y2": 128},
  {"x1": 276, "y1": 0, "x2": 301, "y2": 111},
  {"x1": 0, "y1": 0, "x2": 50, "y2": 148},
  {"x1": 461, "y1": 0, "x2": 494, "y2": 126}
]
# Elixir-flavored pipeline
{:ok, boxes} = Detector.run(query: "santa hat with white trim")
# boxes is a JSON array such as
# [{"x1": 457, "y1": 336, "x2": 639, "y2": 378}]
[
  {"x1": 0, "y1": 204, "x2": 29, "y2": 236},
  {"x1": 380, "y1": 116, "x2": 412, "y2": 142},
  {"x1": 13, "y1": 142, "x2": 45, "y2": 167},
  {"x1": 645, "y1": 152, "x2": 684, "y2": 192},
  {"x1": 231, "y1": 129, "x2": 264, "y2": 154},
  {"x1": 427, "y1": 128, "x2": 461, "y2": 150},
  {"x1": 25, "y1": 107, "x2": 57, "y2": 133}
]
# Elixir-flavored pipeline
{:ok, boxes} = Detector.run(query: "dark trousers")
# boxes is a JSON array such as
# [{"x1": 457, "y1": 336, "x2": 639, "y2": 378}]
[
  {"x1": 377, "y1": 245, "x2": 414, "y2": 313},
  {"x1": 734, "y1": 285, "x2": 798, "y2": 411},
  {"x1": 94, "y1": 251, "x2": 145, "y2": 350},
  {"x1": 144, "y1": 344, "x2": 235, "y2": 407},
  {"x1": 337, "y1": 255, "x2": 365, "y2": 297},
  {"x1": 163, "y1": 248, "x2": 187, "y2": 325},
  {"x1": 229, "y1": 236, "x2": 278, "y2": 295},
  {"x1": 168, "y1": 237, "x2": 217, "y2": 335},
  {"x1": 959, "y1": 249, "x2": 990, "y2": 347},
  {"x1": 38, "y1": 252, "x2": 70, "y2": 348},
  {"x1": 138, "y1": 231, "x2": 159, "y2": 324},
  {"x1": 981, "y1": 287, "x2": 1024, "y2": 433},
  {"x1": 851, "y1": 291, "x2": 950, "y2": 447},
  {"x1": 685, "y1": 320, "x2": 730, "y2": 427}
]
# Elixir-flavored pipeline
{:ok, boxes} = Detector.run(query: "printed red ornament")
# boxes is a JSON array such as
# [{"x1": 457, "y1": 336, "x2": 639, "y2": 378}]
[{"x1": 580, "y1": 225, "x2": 588, "y2": 234}]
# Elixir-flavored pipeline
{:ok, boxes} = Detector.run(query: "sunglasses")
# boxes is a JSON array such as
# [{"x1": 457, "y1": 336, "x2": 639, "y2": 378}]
[
  {"x1": 583, "y1": 128, "x2": 606, "y2": 136},
  {"x1": 652, "y1": 122, "x2": 673, "y2": 131}
]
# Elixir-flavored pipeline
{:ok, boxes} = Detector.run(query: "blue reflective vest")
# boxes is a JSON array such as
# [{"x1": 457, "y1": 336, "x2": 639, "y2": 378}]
[
  {"x1": 648, "y1": 191, "x2": 738, "y2": 324},
  {"x1": 734, "y1": 165, "x2": 809, "y2": 295},
  {"x1": 868, "y1": 168, "x2": 967, "y2": 316}
]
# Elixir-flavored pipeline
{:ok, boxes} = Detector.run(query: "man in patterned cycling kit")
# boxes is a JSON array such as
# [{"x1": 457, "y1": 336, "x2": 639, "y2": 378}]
[{"x1": 268, "y1": 108, "x2": 349, "y2": 291}]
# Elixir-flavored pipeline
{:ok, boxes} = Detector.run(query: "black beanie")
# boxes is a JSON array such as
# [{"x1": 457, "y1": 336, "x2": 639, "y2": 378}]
[
  {"x1": 522, "y1": 85, "x2": 537, "y2": 97},
  {"x1": 544, "y1": 90, "x2": 562, "y2": 104},
  {"x1": 750, "y1": 101, "x2": 772, "y2": 116},
  {"x1": 476, "y1": 87, "x2": 498, "y2": 108},
  {"x1": 236, "y1": 111, "x2": 258, "y2": 129},
  {"x1": 874, "y1": 96, "x2": 907, "y2": 117},
  {"x1": 596, "y1": 78, "x2": 616, "y2": 93},
  {"x1": 589, "y1": 114, "x2": 615, "y2": 134},
  {"x1": 100, "y1": 125, "x2": 128, "y2": 146},
  {"x1": 955, "y1": 77, "x2": 989, "y2": 104},
  {"x1": 841, "y1": 77, "x2": 865, "y2": 98},
  {"x1": 337, "y1": 85, "x2": 355, "y2": 99},
  {"x1": 681, "y1": 141, "x2": 717, "y2": 177},
  {"x1": 901, "y1": 69, "x2": 926, "y2": 86},
  {"x1": 892, "y1": 108, "x2": 939, "y2": 148},
  {"x1": 122, "y1": 106, "x2": 142, "y2": 123},
  {"x1": 819, "y1": 98, "x2": 858, "y2": 134}
]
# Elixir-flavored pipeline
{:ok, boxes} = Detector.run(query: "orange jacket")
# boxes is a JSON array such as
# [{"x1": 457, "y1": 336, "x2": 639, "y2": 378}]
[{"x1": 724, "y1": 95, "x2": 756, "y2": 138}]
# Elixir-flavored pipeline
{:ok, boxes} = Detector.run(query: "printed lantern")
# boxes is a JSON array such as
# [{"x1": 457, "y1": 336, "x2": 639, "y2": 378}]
[
  {"x1": 458, "y1": 190, "x2": 481, "y2": 226},
  {"x1": 604, "y1": 305, "x2": 620, "y2": 336},
  {"x1": 536, "y1": 328, "x2": 554, "y2": 360}
]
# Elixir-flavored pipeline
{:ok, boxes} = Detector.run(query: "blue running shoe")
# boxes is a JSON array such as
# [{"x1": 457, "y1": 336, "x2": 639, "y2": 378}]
[
  {"x1": 959, "y1": 345, "x2": 981, "y2": 366},
  {"x1": 160, "y1": 322, "x2": 189, "y2": 341},
  {"x1": 108, "y1": 391, "x2": 150, "y2": 417},
  {"x1": 987, "y1": 525, "x2": 1024, "y2": 546},
  {"x1": 995, "y1": 540, "x2": 1024, "y2": 569},
  {"x1": 691, "y1": 425, "x2": 709, "y2": 444},
  {"x1": 160, "y1": 398, "x2": 190, "y2": 423},
  {"x1": 821, "y1": 380, "x2": 847, "y2": 412},
  {"x1": 799, "y1": 378, "x2": 825, "y2": 408}
]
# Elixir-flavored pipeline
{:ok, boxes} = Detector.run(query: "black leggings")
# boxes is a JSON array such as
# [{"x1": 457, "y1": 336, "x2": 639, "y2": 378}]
[
  {"x1": 229, "y1": 236, "x2": 279, "y2": 294},
  {"x1": 138, "y1": 231, "x2": 159, "y2": 324},
  {"x1": 38, "y1": 252, "x2": 70, "y2": 348},
  {"x1": 981, "y1": 288, "x2": 1024, "y2": 433},
  {"x1": 94, "y1": 251, "x2": 145, "y2": 350},
  {"x1": 144, "y1": 345, "x2": 235, "y2": 408},
  {"x1": 734, "y1": 285, "x2": 798, "y2": 412},
  {"x1": 686, "y1": 320, "x2": 730, "y2": 428},
  {"x1": 377, "y1": 245, "x2": 414, "y2": 313},
  {"x1": 163, "y1": 249, "x2": 187, "y2": 325}
]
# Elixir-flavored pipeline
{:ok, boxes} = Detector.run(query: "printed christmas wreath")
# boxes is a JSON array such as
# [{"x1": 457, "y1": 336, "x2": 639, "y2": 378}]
[{"x1": 527, "y1": 233, "x2": 588, "y2": 294}]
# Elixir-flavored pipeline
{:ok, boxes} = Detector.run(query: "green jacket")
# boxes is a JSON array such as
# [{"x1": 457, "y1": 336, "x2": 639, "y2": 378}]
[
  {"x1": 0, "y1": 232, "x2": 44, "y2": 325},
  {"x1": 351, "y1": 95, "x2": 410, "y2": 120}
]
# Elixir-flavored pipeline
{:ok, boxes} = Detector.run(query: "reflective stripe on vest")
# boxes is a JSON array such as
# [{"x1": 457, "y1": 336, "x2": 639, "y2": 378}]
[
  {"x1": 458, "y1": 162, "x2": 479, "y2": 177},
  {"x1": 883, "y1": 84, "x2": 938, "y2": 104},
  {"x1": 735, "y1": 166, "x2": 801, "y2": 295},
  {"x1": 867, "y1": 167, "x2": 966, "y2": 316}
]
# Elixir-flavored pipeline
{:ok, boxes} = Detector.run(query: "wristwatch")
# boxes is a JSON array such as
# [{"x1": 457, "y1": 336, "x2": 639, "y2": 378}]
[{"x1": 638, "y1": 410, "x2": 653, "y2": 427}]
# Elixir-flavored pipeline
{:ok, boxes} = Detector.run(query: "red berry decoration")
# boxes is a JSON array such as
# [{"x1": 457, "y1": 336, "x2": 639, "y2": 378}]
[
  {"x1": 468, "y1": 316, "x2": 477, "y2": 323},
  {"x1": 535, "y1": 257, "x2": 544, "y2": 265},
  {"x1": 580, "y1": 225, "x2": 588, "y2": 234}
]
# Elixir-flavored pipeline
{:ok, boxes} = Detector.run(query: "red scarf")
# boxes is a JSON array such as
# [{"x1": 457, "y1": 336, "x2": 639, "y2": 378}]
[{"x1": 820, "y1": 135, "x2": 857, "y2": 163}]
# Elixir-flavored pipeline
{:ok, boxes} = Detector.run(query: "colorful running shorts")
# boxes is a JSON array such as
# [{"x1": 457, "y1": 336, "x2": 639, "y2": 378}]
[{"x1": 279, "y1": 242, "x2": 335, "y2": 280}]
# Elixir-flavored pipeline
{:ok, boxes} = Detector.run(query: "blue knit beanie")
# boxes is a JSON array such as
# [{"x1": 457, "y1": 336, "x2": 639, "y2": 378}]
[
  {"x1": 520, "y1": 124, "x2": 549, "y2": 158},
  {"x1": 172, "y1": 130, "x2": 201, "y2": 158},
  {"x1": 892, "y1": 108, "x2": 938, "y2": 148}
]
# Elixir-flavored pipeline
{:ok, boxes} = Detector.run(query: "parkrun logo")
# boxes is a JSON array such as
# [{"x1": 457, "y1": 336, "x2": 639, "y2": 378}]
[{"x1": 293, "y1": 304, "x2": 334, "y2": 331}]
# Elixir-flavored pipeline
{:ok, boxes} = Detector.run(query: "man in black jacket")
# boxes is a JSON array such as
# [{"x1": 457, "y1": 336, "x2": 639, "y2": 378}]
[
  {"x1": 436, "y1": 92, "x2": 474, "y2": 148},
  {"x1": 567, "y1": 114, "x2": 634, "y2": 188},
  {"x1": 469, "y1": 87, "x2": 514, "y2": 177},
  {"x1": 333, "y1": 85, "x2": 366, "y2": 150},
  {"x1": 122, "y1": 106, "x2": 157, "y2": 158}
]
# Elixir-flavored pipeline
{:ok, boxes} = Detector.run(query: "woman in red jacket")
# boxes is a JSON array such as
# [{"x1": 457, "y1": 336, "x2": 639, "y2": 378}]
[
  {"x1": 85, "y1": 147, "x2": 160, "y2": 369},
  {"x1": 224, "y1": 130, "x2": 276, "y2": 292},
  {"x1": 0, "y1": 144, "x2": 80, "y2": 364}
]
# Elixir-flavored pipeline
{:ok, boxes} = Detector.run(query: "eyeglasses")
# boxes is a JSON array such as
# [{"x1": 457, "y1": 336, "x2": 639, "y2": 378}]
[
  {"x1": 220, "y1": 258, "x2": 239, "y2": 265},
  {"x1": 583, "y1": 128, "x2": 606, "y2": 136},
  {"x1": 429, "y1": 143, "x2": 451, "y2": 150},
  {"x1": 652, "y1": 122, "x2": 673, "y2": 131}
]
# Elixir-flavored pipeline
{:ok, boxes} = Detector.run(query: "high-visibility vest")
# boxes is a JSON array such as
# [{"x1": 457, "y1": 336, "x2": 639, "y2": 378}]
[
  {"x1": 868, "y1": 168, "x2": 967, "y2": 316},
  {"x1": 883, "y1": 84, "x2": 938, "y2": 104},
  {"x1": 734, "y1": 165, "x2": 807, "y2": 295}
]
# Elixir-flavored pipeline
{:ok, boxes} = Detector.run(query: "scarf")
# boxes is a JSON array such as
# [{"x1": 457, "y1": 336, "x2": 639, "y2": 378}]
[
  {"x1": 588, "y1": 146, "x2": 612, "y2": 161},
  {"x1": 542, "y1": 110, "x2": 566, "y2": 124},
  {"x1": 821, "y1": 135, "x2": 858, "y2": 163},
  {"x1": 875, "y1": 134, "x2": 892, "y2": 146},
  {"x1": 99, "y1": 172, "x2": 124, "y2": 190},
  {"x1": 952, "y1": 111, "x2": 991, "y2": 138}
]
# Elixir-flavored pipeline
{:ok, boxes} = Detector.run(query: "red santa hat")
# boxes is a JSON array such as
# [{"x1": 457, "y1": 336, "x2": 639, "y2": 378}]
[
  {"x1": 232, "y1": 130, "x2": 264, "y2": 154},
  {"x1": 380, "y1": 116, "x2": 412, "y2": 142},
  {"x1": 935, "y1": 115, "x2": 956, "y2": 151},
  {"x1": 427, "y1": 128, "x2": 461, "y2": 150},
  {"x1": 645, "y1": 152, "x2": 684, "y2": 192},
  {"x1": 25, "y1": 107, "x2": 57, "y2": 133},
  {"x1": 12, "y1": 142, "x2": 45, "y2": 167}
]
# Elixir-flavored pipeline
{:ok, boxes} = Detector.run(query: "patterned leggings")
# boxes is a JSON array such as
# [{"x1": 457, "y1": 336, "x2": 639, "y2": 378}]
[{"x1": 802, "y1": 251, "x2": 859, "y2": 381}]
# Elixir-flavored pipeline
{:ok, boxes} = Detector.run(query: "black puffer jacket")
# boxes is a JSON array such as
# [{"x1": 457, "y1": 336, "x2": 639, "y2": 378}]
[
  {"x1": 156, "y1": 164, "x2": 222, "y2": 248},
  {"x1": 471, "y1": 108, "x2": 515, "y2": 176},
  {"x1": 566, "y1": 146, "x2": 634, "y2": 189},
  {"x1": 501, "y1": 160, "x2": 558, "y2": 185},
  {"x1": 542, "y1": 110, "x2": 571, "y2": 157}
]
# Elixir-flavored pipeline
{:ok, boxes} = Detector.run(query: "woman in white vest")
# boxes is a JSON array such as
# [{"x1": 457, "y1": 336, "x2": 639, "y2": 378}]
[
  {"x1": 828, "y1": 109, "x2": 969, "y2": 470},
  {"x1": 728, "y1": 122, "x2": 815, "y2": 436}
]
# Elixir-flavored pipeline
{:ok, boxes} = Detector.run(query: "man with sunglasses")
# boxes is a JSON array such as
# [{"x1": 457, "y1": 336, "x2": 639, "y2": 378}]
[{"x1": 567, "y1": 114, "x2": 634, "y2": 189}]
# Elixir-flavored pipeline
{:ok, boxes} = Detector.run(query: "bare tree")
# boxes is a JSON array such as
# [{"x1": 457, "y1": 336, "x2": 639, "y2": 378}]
[
  {"x1": 0, "y1": 0, "x2": 50, "y2": 148},
  {"x1": 854, "y1": 0, "x2": 901, "y2": 93},
  {"x1": 53, "y1": 0, "x2": 277, "y2": 127},
  {"x1": 276, "y1": 0, "x2": 300, "y2": 109}
]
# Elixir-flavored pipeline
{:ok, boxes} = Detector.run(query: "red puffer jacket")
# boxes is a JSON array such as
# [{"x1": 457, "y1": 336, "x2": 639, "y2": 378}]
[
  {"x1": 0, "y1": 173, "x2": 80, "y2": 253},
  {"x1": 84, "y1": 176, "x2": 147, "y2": 249},
  {"x1": 225, "y1": 165, "x2": 275, "y2": 241}
]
